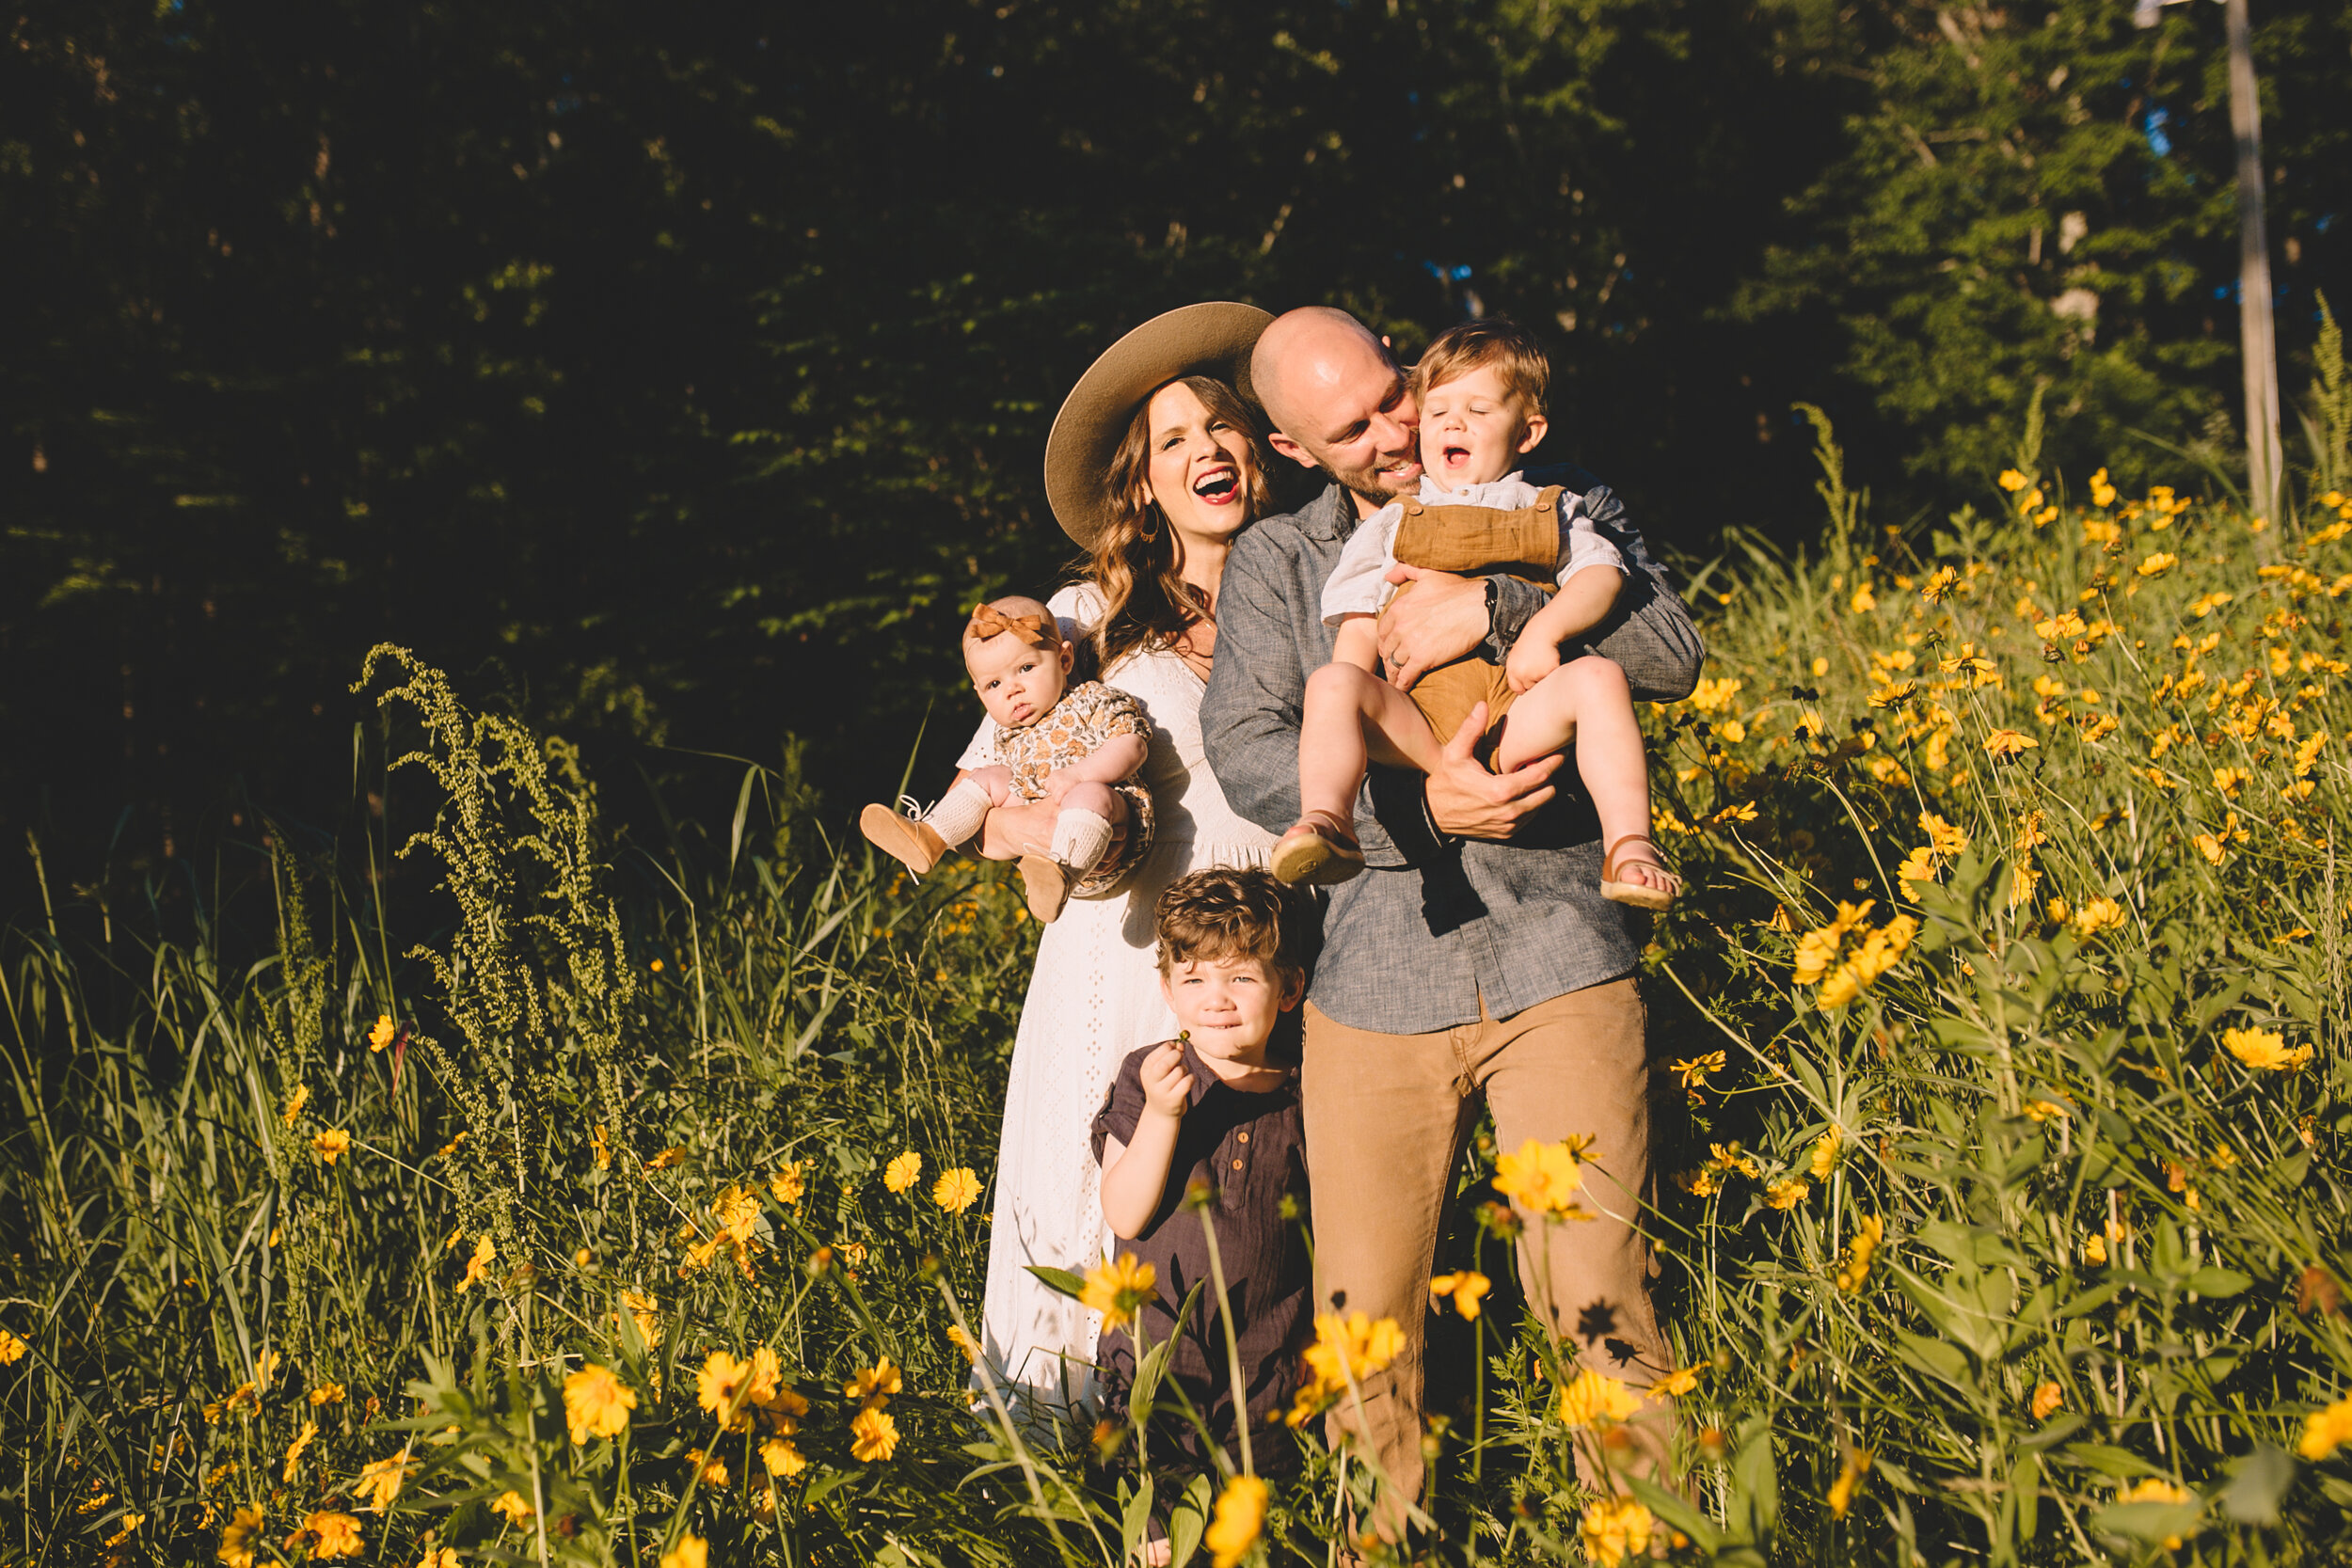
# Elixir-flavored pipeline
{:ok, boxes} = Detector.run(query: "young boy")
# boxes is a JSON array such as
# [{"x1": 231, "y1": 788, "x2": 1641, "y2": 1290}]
[
  {"x1": 1091, "y1": 868, "x2": 1313, "y2": 1494},
  {"x1": 1266, "y1": 318, "x2": 1679, "y2": 911},
  {"x1": 859, "y1": 595, "x2": 1152, "y2": 922}
]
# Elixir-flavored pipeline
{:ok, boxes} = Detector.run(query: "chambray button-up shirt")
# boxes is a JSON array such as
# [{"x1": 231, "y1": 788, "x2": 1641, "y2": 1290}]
[{"x1": 1200, "y1": 474, "x2": 1708, "y2": 1036}]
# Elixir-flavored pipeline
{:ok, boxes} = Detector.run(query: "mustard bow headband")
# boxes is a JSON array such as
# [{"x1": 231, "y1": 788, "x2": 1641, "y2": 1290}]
[{"x1": 965, "y1": 602, "x2": 1061, "y2": 649}]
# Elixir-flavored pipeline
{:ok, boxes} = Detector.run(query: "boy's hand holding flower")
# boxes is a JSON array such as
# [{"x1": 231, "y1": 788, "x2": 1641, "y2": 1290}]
[{"x1": 1137, "y1": 1041, "x2": 1195, "y2": 1121}]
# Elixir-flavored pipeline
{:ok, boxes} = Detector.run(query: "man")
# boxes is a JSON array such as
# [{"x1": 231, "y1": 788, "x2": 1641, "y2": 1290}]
[{"x1": 1199, "y1": 306, "x2": 1704, "y2": 1513}]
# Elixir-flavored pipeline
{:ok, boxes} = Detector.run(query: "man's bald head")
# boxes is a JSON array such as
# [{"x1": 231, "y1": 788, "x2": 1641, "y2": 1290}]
[
  {"x1": 1250, "y1": 307, "x2": 1395, "y2": 436},
  {"x1": 1249, "y1": 306, "x2": 1422, "y2": 513}
]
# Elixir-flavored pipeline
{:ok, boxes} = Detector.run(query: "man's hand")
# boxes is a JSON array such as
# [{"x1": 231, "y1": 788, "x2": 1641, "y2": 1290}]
[
  {"x1": 1502, "y1": 636, "x2": 1561, "y2": 696},
  {"x1": 1137, "y1": 1041, "x2": 1194, "y2": 1119},
  {"x1": 1422, "y1": 702, "x2": 1562, "y2": 840},
  {"x1": 1377, "y1": 564, "x2": 1489, "y2": 690}
]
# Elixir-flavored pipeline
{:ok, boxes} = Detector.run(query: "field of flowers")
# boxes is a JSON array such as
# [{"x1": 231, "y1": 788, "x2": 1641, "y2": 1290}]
[{"x1": 7, "y1": 334, "x2": 2352, "y2": 1565}]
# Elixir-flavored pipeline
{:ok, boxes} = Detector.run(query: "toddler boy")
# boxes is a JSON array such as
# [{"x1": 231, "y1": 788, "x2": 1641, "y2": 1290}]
[{"x1": 1268, "y1": 319, "x2": 1678, "y2": 911}]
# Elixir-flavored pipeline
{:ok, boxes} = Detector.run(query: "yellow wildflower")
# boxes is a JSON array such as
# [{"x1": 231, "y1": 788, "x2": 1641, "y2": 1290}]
[
  {"x1": 1766, "y1": 1178, "x2": 1810, "y2": 1210},
  {"x1": 1835, "y1": 1215, "x2": 1884, "y2": 1293},
  {"x1": 1559, "y1": 1368, "x2": 1645, "y2": 1429},
  {"x1": 295, "y1": 1511, "x2": 364, "y2": 1559},
  {"x1": 1689, "y1": 676, "x2": 1744, "y2": 712},
  {"x1": 311, "y1": 1129, "x2": 351, "y2": 1165},
  {"x1": 309, "y1": 1383, "x2": 344, "y2": 1406},
  {"x1": 644, "y1": 1145, "x2": 684, "y2": 1170},
  {"x1": 281, "y1": 1420, "x2": 317, "y2": 1482},
  {"x1": 622, "y1": 1290, "x2": 662, "y2": 1346},
  {"x1": 770, "y1": 1161, "x2": 805, "y2": 1205},
  {"x1": 843, "y1": 1354, "x2": 903, "y2": 1408},
  {"x1": 2137, "y1": 550, "x2": 2179, "y2": 578},
  {"x1": 1809, "y1": 1130, "x2": 1839, "y2": 1180},
  {"x1": 490, "y1": 1491, "x2": 534, "y2": 1528},
  {"x1": 850, "y1": 1404, "x2": 900, "y2": 1462},
  {"x1": 1289, "y1": 1311, "x2": 1407, "y2": 1425},
  {"x1": 1896, "y1": 846, "x2": 1937, "y2": 898},
  {"x1": 1670, "y1": 1051, "x2": 1725, "y2": 1089},
  {"x1": 2030, "y1": 1381, "x2": 2063, "y2": 1420},
  {"x1": 2090, "y1": 467, "x2": 2117, "y2": 507},
  {"x1": 660, "y1": 1536, "x2": 708, "y2": 1568},
  {"x1": 1983, "y1": 728, "x2": 2039, "y2": 758},
  {"x1": 946, "y1": 1323, "x2": 981, "y2": 1363},
  {"x1": 2073, "y1": 897, "x2": 2126, "y2": 938},
  {"x1": 1918, "y1": 813, "x2": 1967, "y2": 855},
  {"x1": 1850, "y1": 583, "x2": 1877, "y2": 614},
  {"x1": 1492, "y1": 1137, "x2": 1596, "y2": 1218},
  {"x1": 883, "y1": 1150, "x2": 923, "y2": 1194},
  {"x1": 454, "y1": 1235, "x2": 494, "y2": 1292},
  {"x1": 2223, "y1": 1027, "x2": 2313, "y2": 1071},
  {"x1": 1429, "y1": 1270, "x2": 1492, "y2": 1320},
  {"x1": 760, "y1": 1434, "x2": 807, "y2": 1477},
  {"x1": 932, "y1": 1166, "x2": 982, "y2": 1212},
  {"x1": 280, "y1": 1085, "x2": 310, "y2": 1127},
  {"x1": 1079, "y1": 1254, "x2": 1160, "y2": 1333},
  {"x1": 216, "y1": 1505, "x2": 265, "y2": 1568},
  {"x1": 2298, "y1": 1397, "x2": 2352, "y2": 1461},
  {"x1": 1921, "y1": 565, "x2": 1959, "y2": 602},
  {"x1": 1998, "y1": 468, "x2": 2029, "y2": 492},
  {"x1": 699, "y1": 1351, "x2": 757, "y2": 1421},
  {"x1": 355, "y1": 1452, "x2": 411, "y2": 1513},
  {"x1": 1578, "y1": 1496, "x2": 1655, "y2": 1566},
  {"x1": 0, "y1": 1328, "x2": 27, "y2": 1365},
  {"x1": 367, "y1": 1015, "x2": 395, "y2": 1051},
  {"x1": 1205, "y1": 1474, "x2": 1268, "y2": 1568},
  {"x1": 1654, "y1": 1365, "x2": 1702, "y2": 1397},
  {"x1": 564, "y1": 1364, "x2": 635, "y2": 1445},
  {"x1": 1828, "y1": 1448, "x2": 1872, "y2": 1519}
]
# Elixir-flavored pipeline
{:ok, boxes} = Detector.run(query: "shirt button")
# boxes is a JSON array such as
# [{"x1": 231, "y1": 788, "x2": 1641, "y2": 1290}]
[
  {"x1": 1231, "y1": 1159, "x2": 1244, "y2": 1171},
  {"x1": 1236, "y1": 1132, "x2": 1249, "y2": 1144}
]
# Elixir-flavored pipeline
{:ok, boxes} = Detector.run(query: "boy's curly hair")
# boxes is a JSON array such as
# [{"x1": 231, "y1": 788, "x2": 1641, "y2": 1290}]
[
  {"x1": 1152, "y1": 867, "x2": 1316, "y2": 984},
  {"x1": 1409, "y1": 316, "x2": 1549, "y2": 415}
]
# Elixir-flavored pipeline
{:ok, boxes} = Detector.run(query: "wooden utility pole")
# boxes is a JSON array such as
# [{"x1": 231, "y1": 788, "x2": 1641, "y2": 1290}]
[{"x1": 2226, "y1": 0, "x2": 2283, "y2": 525}]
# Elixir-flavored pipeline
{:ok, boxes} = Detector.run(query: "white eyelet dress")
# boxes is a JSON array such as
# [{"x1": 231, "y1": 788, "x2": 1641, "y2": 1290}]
[{"x1": 961, "y1": 583, "x2": 1275, "y2": 1422}]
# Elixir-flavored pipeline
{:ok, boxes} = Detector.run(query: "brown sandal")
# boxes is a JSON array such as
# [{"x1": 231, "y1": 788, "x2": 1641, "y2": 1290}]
[
  {"x1": 1600, "y1": 833, "x2": 1680, "y2": 911},
  {"x1": 1270, "y1": 813, "x2": 1366, "y2": 887}
]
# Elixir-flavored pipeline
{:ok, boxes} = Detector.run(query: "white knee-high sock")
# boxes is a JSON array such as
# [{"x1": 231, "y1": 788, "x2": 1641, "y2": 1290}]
[
  {"x1": 1048, "y1": 807, "x2": 1112, "y2": 872},
  {"x1": 922, "y1": 776, "x2": 993, "y2": 847}
]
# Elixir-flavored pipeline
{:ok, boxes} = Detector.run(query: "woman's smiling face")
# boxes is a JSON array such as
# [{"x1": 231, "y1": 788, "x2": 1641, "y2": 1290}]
[{"x1": 1141, "y1": 380, "x2": 1258, "y2": 546}]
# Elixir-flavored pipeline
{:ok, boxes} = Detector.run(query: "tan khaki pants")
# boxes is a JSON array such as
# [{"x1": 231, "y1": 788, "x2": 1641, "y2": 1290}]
[{"x1": 1302, "y1": 978, "x2": 1670, "y2": 1508}]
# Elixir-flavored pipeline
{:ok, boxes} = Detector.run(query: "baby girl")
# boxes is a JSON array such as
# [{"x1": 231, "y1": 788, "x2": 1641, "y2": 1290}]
[
  {"x1": 861, "y1": 596, "x2": 1153, "y2": 922},
  {"x1": 1268, "y1": 318, "x2": 1678, "y2": 910}
]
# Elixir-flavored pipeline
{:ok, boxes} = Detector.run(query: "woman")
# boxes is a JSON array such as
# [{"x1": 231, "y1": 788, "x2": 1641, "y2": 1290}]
[{"x1": 958, "y1": 304, "x2": 1280, "y2": 1418}]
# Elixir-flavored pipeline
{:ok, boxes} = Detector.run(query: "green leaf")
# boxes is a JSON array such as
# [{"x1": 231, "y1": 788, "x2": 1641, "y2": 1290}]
[
  {"x1": 2090, "y1": 1498, "x2": 2202, "y2": 1545},
  {"x1": 1168, "y1": 1472, "x2": 1211, "y2": 1568},
  {"x1": 1025, "y1": 1265, "x2": 1088, "y2": 1301},
  {"x1": 2185, "y1": 1266, "x2": 2251, "y2": 1298},
  {"x1": 2063, "y1": 1443, "x2": 2167, "y2": 1479},
  {"x1": 1890, "y1": 1330, "x2": 1974, "y2": 1389},
  {"x1": 1627, "y1": 1474, "x2": 1725, "y2": 1552},
  {"x1": 2220, "y1": 1444, "x2": 2295, "y2": 1525}
]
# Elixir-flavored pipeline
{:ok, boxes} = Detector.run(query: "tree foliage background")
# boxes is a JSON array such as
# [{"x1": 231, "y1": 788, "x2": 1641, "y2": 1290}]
[{"x1": 3, "y1": 0, "x2": 2347, "y2": 888}]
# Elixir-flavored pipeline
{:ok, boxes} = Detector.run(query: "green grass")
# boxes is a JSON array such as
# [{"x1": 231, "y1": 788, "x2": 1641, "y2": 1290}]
[{"x1": 10, "y1": 372, "x2": 2352, "y2": 1565}]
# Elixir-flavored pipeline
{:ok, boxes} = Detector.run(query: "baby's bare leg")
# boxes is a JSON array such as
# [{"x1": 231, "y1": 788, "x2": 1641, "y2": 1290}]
[
  {"x1": 1495, "y1": 657, "x2": 1669, "y2": 891},
  {"x1": 1298, "y1": 662, "x2": 1445, "y2": 825}
]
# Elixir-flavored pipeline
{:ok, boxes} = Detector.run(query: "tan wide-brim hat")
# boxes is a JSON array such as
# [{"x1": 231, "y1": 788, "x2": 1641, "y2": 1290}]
[{"x1": 1042, "y1": 301, "x2": 1273, "y2": 549}]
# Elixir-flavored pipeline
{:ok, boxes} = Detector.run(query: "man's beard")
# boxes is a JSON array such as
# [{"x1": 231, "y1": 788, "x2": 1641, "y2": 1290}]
[{"x1": 1327, "y1": 451, "x2": 1420, "y2": 509}]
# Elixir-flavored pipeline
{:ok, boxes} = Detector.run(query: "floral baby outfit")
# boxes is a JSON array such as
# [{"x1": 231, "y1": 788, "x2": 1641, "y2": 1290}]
[{"x1": 977, "y1": 679, "x2": 1155, "y2": 894}]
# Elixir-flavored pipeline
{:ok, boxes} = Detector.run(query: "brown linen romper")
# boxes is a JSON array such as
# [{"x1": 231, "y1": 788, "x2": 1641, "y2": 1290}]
[{"x1": 1375, "y1": 484, "x2": 1565, "y2": 766}]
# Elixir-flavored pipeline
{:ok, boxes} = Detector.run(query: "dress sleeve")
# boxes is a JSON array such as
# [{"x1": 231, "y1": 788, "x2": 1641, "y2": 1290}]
[
  {"x1": 1050, "y1": 582, "x2": 1107, "y2": 643},
  {"x1": 1554, "y1": 493, "x2": 1627, "y2": 587},
  {"x1": 1316, "y1": 505, "x2": 1402, "y2": 626},
  {"x1": 954, "y1": 714, "x2": 998, "y2": 771},
  {"x1": 1089, "y1": 1049, "x2": 1152, "y2": 1164}
]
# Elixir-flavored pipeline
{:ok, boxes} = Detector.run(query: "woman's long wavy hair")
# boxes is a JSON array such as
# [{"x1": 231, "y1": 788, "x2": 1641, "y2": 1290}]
[{"x1": 1087, "y1": 374, "x2": 1277, "y2": 673}]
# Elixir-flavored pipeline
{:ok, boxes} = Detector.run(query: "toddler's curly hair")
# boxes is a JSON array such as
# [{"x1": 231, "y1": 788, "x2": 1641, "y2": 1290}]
[
  {"x1": 1410, "y1": 316, "x2": 1549, "y2": 415},
  {"x1": 1152, "y1": 867, "x2": 1315, "y2": 984}
]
